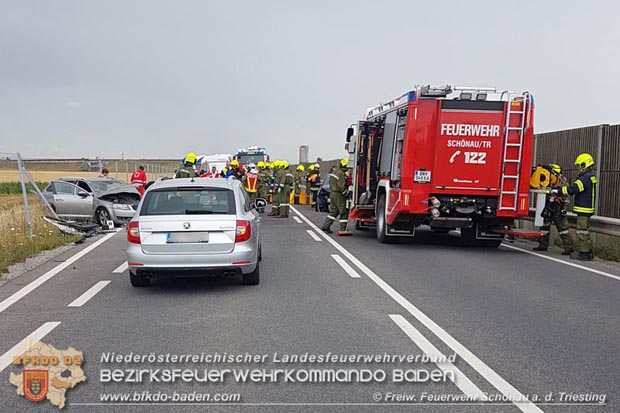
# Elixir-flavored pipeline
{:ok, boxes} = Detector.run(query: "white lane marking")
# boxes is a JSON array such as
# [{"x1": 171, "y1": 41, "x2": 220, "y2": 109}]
[
  {"x1": 390, "y1": 314, "x2": 488, "y2": 401},
  {"x1": 0, "y1": 322, "x2": 61, "y2": 372},
  {"x1": 306, "y1": 229, "x2": 322, "y2": 242},
  {"x1": 290, "y1": 206, "x2": 543, "y2": 413},
  {"x1": 331, "y1": 254, "x2": 361, "y2": 278},
  {"x1": 0, "y1": 232, "x2": 118, "y2": 314},
  {"x1": 293, "y1": 216, "x2": 302, "y2": 224},
  {"x1": 113, "y1": 261, "x2": 128, "y2": 273},
  {"x1": 68, "y1": 281, "x2": 111, "y2": 307},
  {"x1": 502, "y1": 244, "x2": 620, "y2": 282}
]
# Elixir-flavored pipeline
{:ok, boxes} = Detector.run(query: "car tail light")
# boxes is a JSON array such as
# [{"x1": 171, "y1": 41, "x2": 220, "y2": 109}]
[
  {"x1": 127, "y1": 221, "x2": 141, "y2": 244},
  {"x1": 235, "y1": 220, "x2": 251, "y2": 243}
]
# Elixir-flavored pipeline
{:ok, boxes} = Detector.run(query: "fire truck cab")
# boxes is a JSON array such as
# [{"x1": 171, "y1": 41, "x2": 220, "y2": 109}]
[{"x1": 346, "y1": 85, "x2": 535, "y2": 246}]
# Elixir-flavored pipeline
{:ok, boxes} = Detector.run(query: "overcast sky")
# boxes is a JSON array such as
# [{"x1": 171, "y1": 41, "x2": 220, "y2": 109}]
[{"x1": 1, "y1": 0, "x2": 619, "y2": 162}]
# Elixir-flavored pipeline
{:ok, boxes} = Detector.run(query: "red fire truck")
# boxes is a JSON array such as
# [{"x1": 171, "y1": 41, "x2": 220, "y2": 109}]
[{"x1": 345, "y1": 85, "x2": 540, "y2": 246}]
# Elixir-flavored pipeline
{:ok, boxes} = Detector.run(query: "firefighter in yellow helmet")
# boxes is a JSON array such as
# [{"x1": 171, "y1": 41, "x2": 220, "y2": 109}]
[
  {"x1": 533, "y1": 163, "x2": 573, "y2": 255},
  {"x1": 307, "y1": 163, "x2": 321, "y2": 208},
  {"x1": 175, "y1": 152, "x2": 197, "y2": 178},
  {"x1": 268, "y1": 161, "x2": 282, "y2": 216},
  {"x1": 293, "y1": 164, "x2": 305, "y2": 204},
  {"x1": 551, "y1": 153, "x2": 597, "y2": 260},
  {"x1": 276, "y1": 161, "x2": 294, "y2": 217},
  {"x1": 320, "y1": 158, "x2": 350, "y2": 233}
]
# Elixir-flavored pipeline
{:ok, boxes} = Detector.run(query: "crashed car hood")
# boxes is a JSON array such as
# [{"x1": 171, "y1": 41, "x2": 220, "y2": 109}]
[{"x1": 96, "y1": 186, "x2": 141, "y2": 198}]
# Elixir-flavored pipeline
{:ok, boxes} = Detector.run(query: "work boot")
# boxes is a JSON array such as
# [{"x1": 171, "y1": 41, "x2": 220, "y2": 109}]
[
  {"x1": 561, "y1": 248, "x2": 574, "y2": 256},
  {"x1": 532, "y1": 246, "x2": 548, "y2": 252},
  {"x1": 570, "y1": 251, "x2": 593, "y2": 261}
]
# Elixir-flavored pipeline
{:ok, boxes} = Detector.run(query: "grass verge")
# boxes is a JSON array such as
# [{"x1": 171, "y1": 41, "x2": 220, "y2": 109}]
[{"x1": 0, "y1": 195, "x2": 80, "y2": 274}]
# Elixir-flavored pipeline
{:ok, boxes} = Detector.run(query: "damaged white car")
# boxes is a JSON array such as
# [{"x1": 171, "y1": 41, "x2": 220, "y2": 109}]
[{"x1": 43, "y1": 177, "x2": 142, "y2": 227}]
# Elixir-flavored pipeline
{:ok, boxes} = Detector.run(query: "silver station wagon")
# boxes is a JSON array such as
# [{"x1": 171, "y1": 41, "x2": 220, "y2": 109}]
[{"x1": 126, "y1": 178, "x2": 262, "y2": 287}]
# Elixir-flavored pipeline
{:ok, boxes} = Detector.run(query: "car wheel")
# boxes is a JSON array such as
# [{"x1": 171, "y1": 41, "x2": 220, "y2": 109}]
[
  {"x1": 96, "y1": 207, "x2": 112, "y2": 228},
  {"x1": 376, "y1": 194, "x2": 395, "y2": 244},
  {"x1": 258, "y1": 244, "x2": 262, "y2": 262},
  {"x1": 242, "y1": 262, "x2": 260, "y2": 285},
  {"x1": 129, "y1": 271, "x2": 150, "y2": 287}
]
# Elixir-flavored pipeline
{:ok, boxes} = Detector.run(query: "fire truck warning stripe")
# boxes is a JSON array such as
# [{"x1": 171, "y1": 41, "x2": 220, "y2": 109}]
[
  {"x1": 67, "y1": 281, "x2": 111, "y2": 307},
  {"x1": 0, "y1": 231, "x2": 118, "y2": 314},
  {"x1": 290, "y1": 205, "x2": 543, "y2": 413},
  {"x1": 0, "y1": 322, "x2": 61, "y2": 372},
  {"x1": 390, "y1": 314, "x2": 488, "y2": 401}
]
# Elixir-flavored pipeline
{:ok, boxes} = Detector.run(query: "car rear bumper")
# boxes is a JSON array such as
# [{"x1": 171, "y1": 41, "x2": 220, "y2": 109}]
[{"x1": 127, "y1": 242, "x2": 258, "y2": 275}]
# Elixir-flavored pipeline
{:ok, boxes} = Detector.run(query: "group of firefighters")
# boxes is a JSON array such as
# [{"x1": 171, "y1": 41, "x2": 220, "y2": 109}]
[{"x1": 125, "y1": 149, "x2": 598, "y2": 261}]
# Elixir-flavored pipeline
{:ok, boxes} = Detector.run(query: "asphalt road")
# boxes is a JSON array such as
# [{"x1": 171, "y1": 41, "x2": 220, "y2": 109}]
[{"x1": 1, "y1": 205, "x2": 619, "y2": 412}]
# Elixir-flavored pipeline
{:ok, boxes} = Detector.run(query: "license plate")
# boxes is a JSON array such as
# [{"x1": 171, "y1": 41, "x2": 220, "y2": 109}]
[
  {"x1": 166, "y1": 232, "x2": 209, "y2": 243},
  {"x1": 414, "y1": 170, "x2": 431, "y2": 183}
]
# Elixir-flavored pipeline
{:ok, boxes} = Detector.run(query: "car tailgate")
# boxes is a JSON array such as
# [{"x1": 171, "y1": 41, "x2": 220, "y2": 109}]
[{"x1": 138, "y1": 215, "x2": 236, "y2": 255}]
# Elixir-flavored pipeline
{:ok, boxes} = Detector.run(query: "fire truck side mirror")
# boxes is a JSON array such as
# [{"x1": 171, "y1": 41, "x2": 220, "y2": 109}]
[{"x1": 346, "y1": 127, "x2": 354, "y2": 142}]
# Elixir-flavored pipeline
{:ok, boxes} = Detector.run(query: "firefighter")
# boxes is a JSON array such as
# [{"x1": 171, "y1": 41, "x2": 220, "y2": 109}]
[
  {"x1": 551, "y1": 153, "x2": 597, "y2": 261},
  {"x1": 293, "y1": 165, "x2": 305, "y2": 204},
  {"x1": 243, "y1": 167, "x2": 259, "y2": 202},
  {"x1": 278, "y1": 161, "x2": 294, "y2": 218},
  {"x1": 131, "y1": 165, "x2": 147, "y2": 195},
  {"x1": 307, "y1": 163, "x2": 321, "y2": 207},
  {"x1": 320, "y1": 158, "x2": 349, "y2": 233},
  {"x1": 268, "y1": 161, "x2": 282, "y2": 216},
  {"x1": 175, "y1": 153, "x2": 197, "y2": 178},
  {"x1": 257, "y1": 161, "x2": 270, "y2": 199},
  {"x1": 533, "y1": 164, "x2": 574, "y2": 255}
]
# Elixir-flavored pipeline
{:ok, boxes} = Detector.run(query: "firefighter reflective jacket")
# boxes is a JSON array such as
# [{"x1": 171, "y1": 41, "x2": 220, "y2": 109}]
[
  {"x1": 561, "y1": 168, "x2": 597, "y2": 216},
  {"x1": 245, "y1": 173, "x2": 258, "y2": 193}
]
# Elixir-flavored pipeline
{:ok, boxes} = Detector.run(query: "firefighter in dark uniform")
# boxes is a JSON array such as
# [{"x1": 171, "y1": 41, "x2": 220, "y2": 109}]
[
  {"x1": 552, "y1": 153, "x2": 597, "y2": 261},
  {"x1": 268, "y1": 161, "x2": 282, "y2": 216},
  {"x1": 320, "y1": 158, "x2": 349, "y2": 233},
  {"x1": 533, "y1": 163, "x2": 574, "y2": 255},
  {"x1": 293, "y1": 165, "x2": 304, "y2": 204},
  {"x1": 277, "y1": 161, "x2": 294, "y2": 218},
  {"x1": 307, "y1": 164, "x2": 321, "y2": 207},
  {"x1": 175, "y1": 152, "x2": 197, "y2": 178}
]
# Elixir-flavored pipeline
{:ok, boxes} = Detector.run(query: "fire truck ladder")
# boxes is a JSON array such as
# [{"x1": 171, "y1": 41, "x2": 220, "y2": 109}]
[{"x1": 499, "y1": 92, "x2": 530, "y2": 211}]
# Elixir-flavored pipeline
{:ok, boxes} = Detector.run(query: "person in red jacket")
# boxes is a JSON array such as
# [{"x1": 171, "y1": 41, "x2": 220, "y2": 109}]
[{"x1": 131, "y1": 165, "x2": 147, "y2": 195}]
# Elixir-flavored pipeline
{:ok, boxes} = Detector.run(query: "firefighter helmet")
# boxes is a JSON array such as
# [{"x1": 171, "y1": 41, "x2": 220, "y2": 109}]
[
  {"x1": 314, "y1": 163, "x2": 320, "y2": 170},
  {"x1": 550, "y1": 163, "x2": 562, "y2": 174},
  {"x1": 184, "y1": 152, "x2": 197, "y2": 164},
  {"x1": 265, "y1": 161, "x2": 272, "y2": 169},
  {"x1": 308, "y1": 164, "x2": 315, "y2": 171},
  {"x1": 282, "y1": 161, "x2": 289, "y2": 169},
  {"x1": 574, "y1": 153, "x2": 594, "y2": 170},
  {"x1": 340, "y1": 157, "x2": 349, "y2": 168},
  {"x1": 257, "y1": 161, "x2": 265, "y2": 169},
  {"x1": 231, "y1": 159, "x2": 239, "y2": 167},
  {"x1": 297, "y1": 165, "x2": 304, "y2": 172}
]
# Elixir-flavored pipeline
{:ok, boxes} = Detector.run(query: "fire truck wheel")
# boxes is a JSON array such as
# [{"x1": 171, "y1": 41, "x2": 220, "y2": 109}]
[{"x1": 376, "y1": 195, "x2": 396, "y2": 244}]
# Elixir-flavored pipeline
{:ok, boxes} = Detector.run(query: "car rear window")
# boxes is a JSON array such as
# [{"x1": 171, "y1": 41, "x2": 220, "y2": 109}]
[{"x1": 141, "y1": 188, "x2": 236, "y2": 215}]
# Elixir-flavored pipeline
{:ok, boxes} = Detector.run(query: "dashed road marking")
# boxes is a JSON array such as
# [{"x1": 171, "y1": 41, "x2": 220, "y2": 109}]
[
  {"x1": 113, "y1": 261, "x2": 128, "y2": 273},
  {"x1": 290, "y1": 205, "x2": 543, "y2": 413},
  {"x1": 293, "y1": 216, "x2": 302, "y2": 224},
  {"x1": 68, "y1": 281, "x2": 111, "y2": 307},
  {"x1": 0, "y1": 322, "x2": 61, "y2": 372},
  {"x1": 306, "y1": 229, "x2": 322, "y2": 242},
  {"x1": 0, "y1": 232, "x2": 118, "y2": 314},
  {"x1": 330, "y1": 254, "x2": 361, "y2": 278}
]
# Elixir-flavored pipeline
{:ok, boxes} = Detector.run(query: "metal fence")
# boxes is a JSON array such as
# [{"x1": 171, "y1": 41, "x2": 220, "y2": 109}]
[{"x1": 534, "y1": 124, "x2": 620, "y2": 219}]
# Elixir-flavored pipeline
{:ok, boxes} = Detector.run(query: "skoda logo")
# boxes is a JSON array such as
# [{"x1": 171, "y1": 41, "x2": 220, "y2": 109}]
[{"x1": 183, "y1": 222, "x2": 191, "y2": 229}]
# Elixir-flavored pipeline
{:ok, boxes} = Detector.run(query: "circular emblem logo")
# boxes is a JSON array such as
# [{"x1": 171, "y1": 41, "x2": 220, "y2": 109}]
[{"x1": 183, "y1": 222, "x2": 191, "y2": 229}]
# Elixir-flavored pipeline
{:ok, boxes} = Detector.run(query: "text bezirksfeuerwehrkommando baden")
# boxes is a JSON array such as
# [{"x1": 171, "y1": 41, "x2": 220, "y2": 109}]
[{"x1": 100, "y1": 352, "x2": 456, "y2": 365}]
